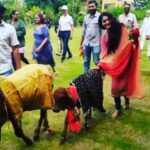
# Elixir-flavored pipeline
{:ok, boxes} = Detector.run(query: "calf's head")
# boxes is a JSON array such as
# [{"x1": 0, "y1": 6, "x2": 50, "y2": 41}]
[{"x1": 53, "y1": 88, "x2": 75, "y2": 112}]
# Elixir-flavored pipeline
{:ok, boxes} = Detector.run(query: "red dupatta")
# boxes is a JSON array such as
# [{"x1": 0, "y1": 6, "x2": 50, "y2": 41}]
[
  {"x1": 67, "y1": 86, "x2": 81, "y2": 133},
  {"x1": 98, "y1": 27, "x2": 144, "y2": 98}
]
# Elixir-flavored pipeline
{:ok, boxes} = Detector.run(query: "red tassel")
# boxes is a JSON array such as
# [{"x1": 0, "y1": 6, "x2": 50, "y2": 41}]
[{"x1": 67, "y1": 109, "x2": 81, "y2": 133}]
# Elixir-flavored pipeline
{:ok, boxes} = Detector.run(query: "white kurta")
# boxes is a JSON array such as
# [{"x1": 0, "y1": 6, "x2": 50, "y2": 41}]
[{"x1": 140, "y1": 17, "x2": 150, "y2": 56}]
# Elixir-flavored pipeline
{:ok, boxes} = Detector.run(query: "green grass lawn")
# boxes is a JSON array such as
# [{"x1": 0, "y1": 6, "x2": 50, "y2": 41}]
[{"x1": 0, "y1": 27, "x2": 150, "y2": 150}]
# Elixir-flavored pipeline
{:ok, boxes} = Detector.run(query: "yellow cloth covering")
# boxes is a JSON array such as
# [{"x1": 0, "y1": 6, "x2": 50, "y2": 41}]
[{"x1": 0, "y1": 64, "x2": 53, "y2": 121}]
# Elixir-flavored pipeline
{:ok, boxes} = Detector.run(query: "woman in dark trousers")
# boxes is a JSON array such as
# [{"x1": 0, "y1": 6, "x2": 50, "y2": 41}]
[
  {"x1": 97, "y1": 12, "x2": 144, "y2": 118},
  {"x1": 8, "y1": 10, "x2": 29, "y2": 70}
]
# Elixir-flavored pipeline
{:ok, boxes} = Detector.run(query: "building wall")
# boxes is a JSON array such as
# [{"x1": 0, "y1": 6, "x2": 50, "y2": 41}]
[{"x1": 102, "y1": 0, "x2": 134, "y2": 10}]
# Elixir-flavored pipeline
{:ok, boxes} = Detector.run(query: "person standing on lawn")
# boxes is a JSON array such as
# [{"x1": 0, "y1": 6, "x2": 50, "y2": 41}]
[
  {"x1": 59, "y1": 5, "x2": 74, "y2": 63},
  {"x1": 118, "y1": 3, "x2": 139, "y2": 109},
  {"x1": 0, "y1": 4, "x2": 21, "y2": 76},
  {"x1": 80, "y1": 0, "x2": 102, "y2": 72},
  {"x1": 118, "y1": 3, "x2": 138, "y2": 32},
  {"x1": 32, "y1": 13, "x2": 57, "y2": 74},
  {"x1": 97, "y1": 12, "x2": 144, "y2": 118},
  {"x1": 8, "y1": 10, "x2": 29, "y2": 70}
]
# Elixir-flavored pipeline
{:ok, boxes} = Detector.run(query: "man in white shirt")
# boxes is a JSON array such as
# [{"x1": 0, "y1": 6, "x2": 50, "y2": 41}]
[
  {"x1": 59, "y1": 5, "x2": 74, "y2": 63},
  {"x1": 0, "y1": 4, "x2": 21, "y2": 76},
  {"x1": 118, "y1": 3, "x2": 138, "y2": 31}
]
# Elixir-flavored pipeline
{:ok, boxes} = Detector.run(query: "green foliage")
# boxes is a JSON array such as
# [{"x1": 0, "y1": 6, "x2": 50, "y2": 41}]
[
  {"x1": 24, "y1": 0, "x2": 70, "y2": 13},
  {"x1": 146, "y1": 0, "x2": 150, "y2": 9},
  {"x1": 2, "y1": 0, "x2": 84, "y2": 26},
  {"x1": 1, "y1": 0, "x2": 148, "y2": 27},
  {"x1": 50, "y1": 0, "x2": 70, "y2": 13},
  {"x1": 105, "y1": 7, "x2": 124, "y2": 18},
  {"x1": 24, "y1": 0, "x2": 50, "y2": 9},
  {"x1": 78, "y1": 13, "x2": 85, "y2": 26},
  {"x1": 67, "y1": 1, "x2": 81, "y2": 26},
  {"x1": 3, "y1": 2, "x2": 27, "y2": 21},
  {"x1": 25, "y1": 6, "x2": 41, "y2": 24},
  {"x1": 106, "y1": 6, "x2": 146, "y2": 21},
  {"x1": 43, "y1": 7, "x2": 55, "y2": 22},
  {"x1": 134, "y1": 0, "x2": 147, "y2": 9},
  {"x1": 132, "y1": 9, "x2": 146, "y2": 21}
]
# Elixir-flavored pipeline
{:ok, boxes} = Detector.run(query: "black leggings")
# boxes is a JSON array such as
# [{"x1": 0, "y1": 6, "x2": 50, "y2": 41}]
[
  {"x1": 114, "y1": 96, "x2": 129, "y2": 110},
  {"x1": 20, "y1": 53, "x2": 29, "y2": 64},
  {"x1": 12, "y1": 53, "x2": 29, "y2": 70}
]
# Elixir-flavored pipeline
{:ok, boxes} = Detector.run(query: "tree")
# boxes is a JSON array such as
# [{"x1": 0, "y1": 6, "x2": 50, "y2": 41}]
[
  {"x1": 50, "y1": 0, "x2": 70, "y2": 13},
  {"x1": 24, "y1": 0, "x2": 70, "y2": 13},
  {"x1": 134, "y1": 0, "x2": 147, "y2": 9},
  {"x1": 147, "y1": 0, "x2": 150, "y2": 9},
  {"x1": 24, "y1": 0, "x2": 48, "y2": 9}
]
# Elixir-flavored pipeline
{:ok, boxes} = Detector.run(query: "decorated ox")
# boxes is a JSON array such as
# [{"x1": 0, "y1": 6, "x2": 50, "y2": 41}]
[{"x1": 0, "y1": 64, "x2": 54, "y2": 145}]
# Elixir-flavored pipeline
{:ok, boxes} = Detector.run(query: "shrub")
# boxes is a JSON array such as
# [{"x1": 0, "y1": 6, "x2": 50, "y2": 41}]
[
  {"x1": 105, "y1": 7, "x2": 124, "y2": 19},
  {"x1": 132, "y1": 10, "x2": 146, "y2": 21},
  {"x1": 3, "y1": 3, "x2": 26, "y2": 21},
  {"x1": 25, "y1": 6, "x2": 41, "y2": 25},
  {"x1": 105, "y1": 6, "x2": 146, "y2": 21}
]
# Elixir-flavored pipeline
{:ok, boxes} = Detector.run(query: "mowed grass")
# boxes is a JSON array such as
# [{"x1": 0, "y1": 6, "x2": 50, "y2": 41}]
[{"x1": 0, "y1": 27, "x2": 150, "y2": 150}]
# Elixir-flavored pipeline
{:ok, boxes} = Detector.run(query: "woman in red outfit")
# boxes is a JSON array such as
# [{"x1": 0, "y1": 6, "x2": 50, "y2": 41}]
[{"x1": 97, "y1": 12, "x2": 144, "y2": 118}]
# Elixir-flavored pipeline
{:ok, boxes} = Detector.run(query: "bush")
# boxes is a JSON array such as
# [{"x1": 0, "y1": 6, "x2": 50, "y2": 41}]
[
  {"x1": 3, "y1": 3, "x2": 27, "y2": 21},
  {"x1": 78, "y1": 13, "x2": 85, "y2": 26},
  {"x1": 105, "y1": 7, "x2": 124, "y2": 19},
  {"x1": 25, "y1": 6, "x2": 41, "y2": 25},
  {"x1": 132, "y1": 10, "x2": 146, "y2": 21},
  {"x1": 105, "y1": 6, "x2": 146, "y2": 21}
]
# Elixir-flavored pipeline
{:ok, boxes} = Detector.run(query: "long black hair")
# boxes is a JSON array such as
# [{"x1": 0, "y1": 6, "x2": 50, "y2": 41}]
[{"x1": 99, "y1": 12, "x2": 122, "y2": 54}]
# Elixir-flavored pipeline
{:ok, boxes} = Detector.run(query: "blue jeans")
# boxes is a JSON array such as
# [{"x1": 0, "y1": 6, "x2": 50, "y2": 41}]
[
  {"x1": 60, "y1": 31, "x2": 72, "y2": 60},
  {"x1": 0, "y1": 69, "x2": 13, "y2": 76},
  {"x1": 83, "y1": 45, "x2": 100, "y2": 72}
]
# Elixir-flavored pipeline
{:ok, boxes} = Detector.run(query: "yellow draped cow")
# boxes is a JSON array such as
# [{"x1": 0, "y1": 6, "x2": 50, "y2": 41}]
[{"x1": 0, "y1": 64, "x2": 53, "y2": 145}]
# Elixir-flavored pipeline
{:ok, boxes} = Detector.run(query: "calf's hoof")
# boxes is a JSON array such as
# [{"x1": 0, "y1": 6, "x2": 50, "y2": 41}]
[
  {"x1": 84, "y1": 122, "x2": 90, "y2": 130},
  {"x1": 125, "y1": 104, "x2": 129, "y2": 110},
  {"x1": 59, "y1": 137, "x2": 66, "y2": 145},
  {"x1": 42, "y1": 123, "x2": 49, "y2": 131},
  {"x1": 33, "y1": 129, "x2": 40, "y2": 141},
  {"x1": 47, "y1": 128, "x2": 55, "y2": 135},
  {"x1": 25, "y1": 138, "x2": 33, "y2": 146},
  {"x1": 99, "y1": 108, "x2": 106, "y2": 113},
  {"x1": 86, "y1": 112, "x2": 92, "y2": 119},
  {"x1": 33, "y1": 134, "x2": 39, "y2": 141}
]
